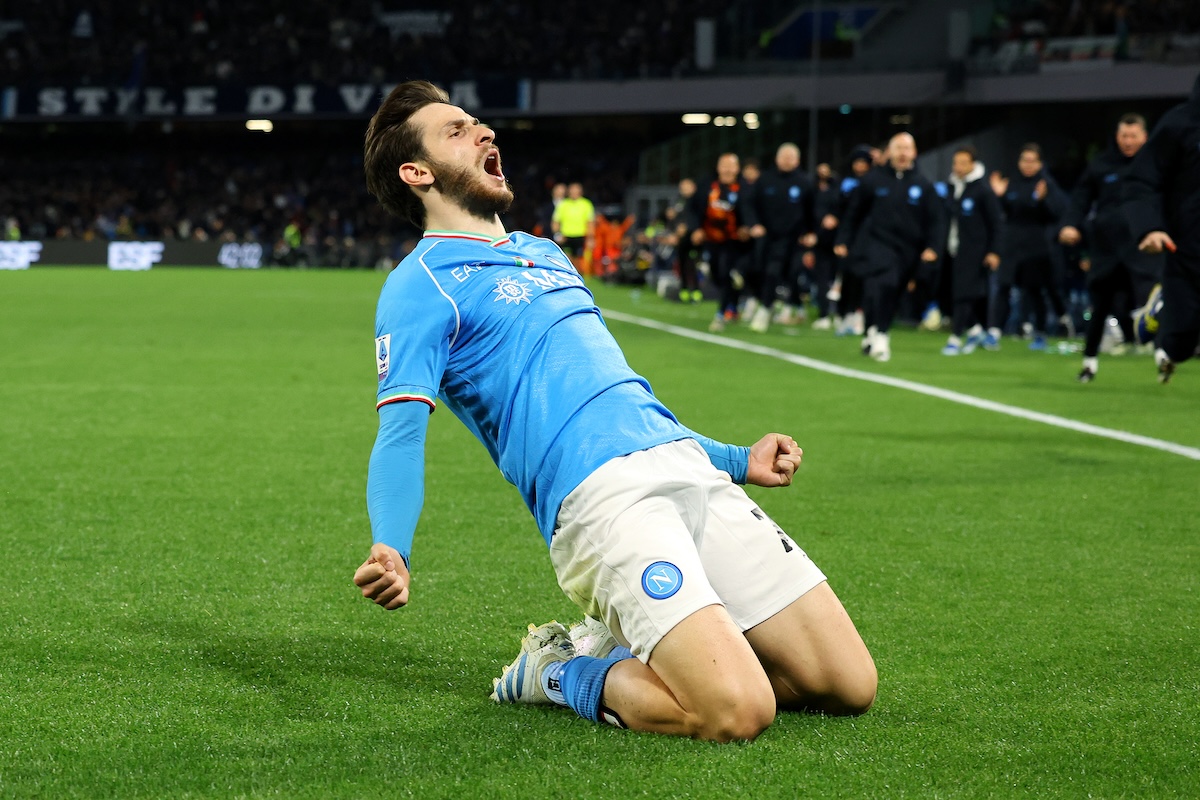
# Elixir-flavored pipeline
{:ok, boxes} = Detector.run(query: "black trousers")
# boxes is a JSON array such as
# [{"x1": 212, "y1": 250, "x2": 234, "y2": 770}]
[
  {"x1": 1158, "y1": 255, "x2": 1200, "y2": 364},
  {"x1": 988, "y1": 273, "x2": 1016, "y2": 333},
  {"x1": 678, "y1": 246, "x2": 700, "y2": 292},
  {"x1": 952, "y1": 297, "x2": 988, "y2": 337},
  {"x1": 756, "y1": 236, "x2": 797, "y2": 306},
  {"x1": 1083, "y1": 264, "x2": 1136, "y2": 358},
  {"x1": 863, "y1": 271, "x2": 902, "y2": 333},
  {"x1": 1017, "y1": 256, "x2": 1056, "y2": 336},
  {"x1": 837, "y1": 268, "x2": 863, "y2": 318},
  {"x1": 811, "y1": 248, "x2": 838, "y2": 317},
  {"x1": 709, "y1": 241, "x2": 743, "y2": 315}
]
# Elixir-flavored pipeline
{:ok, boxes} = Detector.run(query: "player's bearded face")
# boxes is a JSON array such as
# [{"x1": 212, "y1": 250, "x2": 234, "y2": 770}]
[{"x1": 429, "y1": 155, "x2": 514, "y2": 220}]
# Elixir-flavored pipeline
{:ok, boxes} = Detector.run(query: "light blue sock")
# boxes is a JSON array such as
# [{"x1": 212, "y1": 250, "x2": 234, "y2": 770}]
[
  {"x1": 558, "y1": 656, "x2": 623, "y2": 723},
  {"x1": 541, "y1": 661, "x2": 567, "y2": 706}
]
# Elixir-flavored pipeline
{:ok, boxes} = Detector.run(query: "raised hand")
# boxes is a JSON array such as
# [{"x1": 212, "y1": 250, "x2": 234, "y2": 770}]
[
  {"x1": 746, "y1": 433, "x2": 803, "y2": 488},
  {"x1": 353, "y1": 543, "x2": 411, "y2": 610}
]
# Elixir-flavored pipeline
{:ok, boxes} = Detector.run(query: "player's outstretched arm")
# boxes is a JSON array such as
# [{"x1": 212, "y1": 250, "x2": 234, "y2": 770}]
[
  {"x1": 746, "y1": 433, "x2": 803, "y2": 487},
  {"x1": 359, "y1": 399, "x2": 431, "y2": 610},
  {"x1": 355, "y1": 542, "x2": 411, "y2": 610}
]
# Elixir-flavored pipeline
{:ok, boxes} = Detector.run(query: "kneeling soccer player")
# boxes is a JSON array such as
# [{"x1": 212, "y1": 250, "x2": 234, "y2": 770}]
[{"x1": 353, "y1": 81, "x2": 877, "y2": 742}]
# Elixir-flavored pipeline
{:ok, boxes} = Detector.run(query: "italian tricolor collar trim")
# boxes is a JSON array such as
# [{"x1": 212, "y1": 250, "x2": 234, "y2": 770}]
[{"x1": 424, "y1": 230, "x2": 512, "y2": 247}]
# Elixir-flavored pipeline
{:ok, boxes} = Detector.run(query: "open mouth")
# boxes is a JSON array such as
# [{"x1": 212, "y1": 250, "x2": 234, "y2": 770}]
[{"x1": 484, "y1": 150, "x2": 504, "y2": 181}]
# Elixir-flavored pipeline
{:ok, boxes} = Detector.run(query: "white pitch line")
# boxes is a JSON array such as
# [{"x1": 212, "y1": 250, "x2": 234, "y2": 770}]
[{"x1": 601, "y1": 308, "x2": 1200, "y2": 462}]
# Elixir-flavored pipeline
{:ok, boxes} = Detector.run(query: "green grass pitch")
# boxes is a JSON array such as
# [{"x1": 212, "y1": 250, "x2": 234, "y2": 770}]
[{"x1": 1, "y1": 268, "x2": 1197, "y2": 799}]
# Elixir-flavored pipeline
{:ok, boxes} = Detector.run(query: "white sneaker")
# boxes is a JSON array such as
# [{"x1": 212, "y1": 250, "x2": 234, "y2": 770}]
[
  {"x1": 568, "y1": 617, "x2": 619, "y2": 659},
  {"x1": 775, "y1": 304, "x2": 805, "y2": 325},
  {"x1": 741, "y1": 297, "x2": 760, "y2": 322},
  {"x1": 708, "y1": 314, "x2": 726, "y2": 333},
  {"x1": 749, "y1": 305, "x2": 771, "y2": 333},
  {"x1": 1155, "y1": 348, "x2": 1175, "y2": 384},
  {"x1": 490, "y1": 622, "x2": 575, "y2": 704},
  {"x1": 871, "y1": 332, "x2": 891, "y2": 362},
  {"x1": 852, "y1": 310, "x2": 865, "y2": 336},
  {"x1": 862, "y1": 325, "x2": 877, "y2": 356},
  {"x1": 811, "y1": 316, "x2": 833, "y2": 330}
]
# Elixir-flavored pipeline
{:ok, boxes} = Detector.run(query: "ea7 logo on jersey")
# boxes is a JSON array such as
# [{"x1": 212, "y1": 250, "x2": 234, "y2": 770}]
[
  {"x1": 108, "y1": 241, "x2": 164, "y2": 271},
  {"x1": 376, "y1": 334, "x2": 391, "y2": 381}
]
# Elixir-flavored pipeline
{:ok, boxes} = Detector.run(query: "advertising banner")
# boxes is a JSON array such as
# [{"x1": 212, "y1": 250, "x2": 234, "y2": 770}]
[
  {"x1": 0, "y1": 240, "x2": 264, "y2": 269},
  {"x1": 1, "y1": 79, "x2": 532, "y2": 120}
]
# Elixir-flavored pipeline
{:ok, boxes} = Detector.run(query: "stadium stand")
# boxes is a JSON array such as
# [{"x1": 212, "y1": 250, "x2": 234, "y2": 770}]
[
  {"x1": 2, "y1": 1, "x2": 1196, "y2": 267},
  {"x1": 3, "y1": 0, "x2": 729, "y2": 85}
]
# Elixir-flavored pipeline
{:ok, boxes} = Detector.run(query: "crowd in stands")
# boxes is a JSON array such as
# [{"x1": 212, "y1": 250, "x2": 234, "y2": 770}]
[
  {"x1": 3, "y1": 0, "x2": 730, "y2": 87},
  {"x1": 0, "y1": 130, "x2": 638, "y2": 268},
  {"x1": 993, "y1": 0, "x2": 1200, "y2": 40}
]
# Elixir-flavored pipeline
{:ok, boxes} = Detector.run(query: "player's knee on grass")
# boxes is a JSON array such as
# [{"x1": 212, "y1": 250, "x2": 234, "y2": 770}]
[
  {"x1": 822, "y1": 658, "x2": 878, "y2": 716},
  {"x1": 691, "y1": 681, "x2": 777, "y2": 743},
  {"x1": 767, "y1": 647, "x2": 878, "y2": 716}
]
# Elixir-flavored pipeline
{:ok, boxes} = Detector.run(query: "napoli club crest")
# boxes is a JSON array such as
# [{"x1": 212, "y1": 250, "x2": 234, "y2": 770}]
[{"x1": 641, "y1": 561, "x2": 683, "y2": 599}]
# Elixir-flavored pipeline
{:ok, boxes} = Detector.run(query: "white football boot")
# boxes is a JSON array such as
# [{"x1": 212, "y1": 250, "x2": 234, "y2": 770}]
[
  {"x1": 568, "y1": 617, "x2": 620, "y2": 659},
  {"x1": 490, "y1": 622, "x2": 575, "y2": 704}
]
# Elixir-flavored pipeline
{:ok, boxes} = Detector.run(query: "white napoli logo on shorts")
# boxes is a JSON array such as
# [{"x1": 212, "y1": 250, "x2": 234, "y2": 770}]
[
  {"x1": 376, "y1": 334, "x2": 391, "y2": 380},
  {"x1": 492, "y1": 276, "x2": 532, "y2": 305}
]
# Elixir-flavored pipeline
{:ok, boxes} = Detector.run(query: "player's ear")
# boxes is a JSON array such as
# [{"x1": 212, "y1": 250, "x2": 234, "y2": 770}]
[{"x1": 399, "y1": 161, "x2": 435, "y2": 188}]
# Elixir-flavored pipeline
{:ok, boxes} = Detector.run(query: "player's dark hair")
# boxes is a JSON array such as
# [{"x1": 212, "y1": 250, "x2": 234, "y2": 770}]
[
  {"x1": 1019, "y1": 142, "x2": 1042, "y2": 159},
  {"x1": 954, "y1": 145, "x2": 979, "y2": 161},
  {"x1": 1118, "y1": 112, "x2": 1147, "y2": 130},
  {"x1": 364, "y1": 80, "x2": 450, "y2": 228}
]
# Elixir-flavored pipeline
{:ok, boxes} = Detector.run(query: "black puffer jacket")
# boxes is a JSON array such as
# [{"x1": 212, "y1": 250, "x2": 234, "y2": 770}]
[{"x1": 1124, "y1": 70, "x2": 1200, "y2": 265}]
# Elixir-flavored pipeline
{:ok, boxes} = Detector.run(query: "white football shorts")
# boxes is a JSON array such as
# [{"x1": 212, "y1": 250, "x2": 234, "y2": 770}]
[{"x1": 549, "y1": 438, "x2": 827, "y2": 662}]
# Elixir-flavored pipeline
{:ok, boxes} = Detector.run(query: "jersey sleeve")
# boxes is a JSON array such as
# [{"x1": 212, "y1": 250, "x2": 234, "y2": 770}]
[
  {"x1": 374, "y1": 270, "x2": 457, "y2": 411},
  {"x1": 367, "y1": 399, "x2": 431, "y2": 565},
  {"x1": 682, "y1": 430, "x2": 749, "y2": 483}
]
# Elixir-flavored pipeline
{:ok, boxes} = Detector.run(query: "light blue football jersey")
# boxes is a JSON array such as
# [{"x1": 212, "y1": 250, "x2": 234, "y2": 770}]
[{"x1": 374, "y1": 230, "x2": 692, "y2": 543}]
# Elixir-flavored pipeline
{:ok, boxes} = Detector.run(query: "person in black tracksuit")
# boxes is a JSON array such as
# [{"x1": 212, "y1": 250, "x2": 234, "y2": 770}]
[
  {"x1": 941, "y1": 145, "x2": 1003, "y2": 355},
  {"x1": 741, "y1": 143, "x2": 817, "y2": 332},
  {"x1": 987, "y1": 144, "x2": 1068, "y2": 350},
  {"x1": 672, "y1": 178, "x2": 703, "y2": 303},
  {"x1": 1123, "y1": 69, "x2": 1200, "y2": 383},
  {"x1": 829, "y1": 146, "x2": 876, "y2": 335},
  {"x1": 834, "y1": 132, "x2": 946, "y2": 362},
  {"x1": 1059, "y1": 114, "x2": 1164, "y2": 382},
  {"x1": 810, "y1": 163, "x2": 841, "y2": 329},
  {"x1": 689, "y1": 152, "x2": 747, "y2": 332}
]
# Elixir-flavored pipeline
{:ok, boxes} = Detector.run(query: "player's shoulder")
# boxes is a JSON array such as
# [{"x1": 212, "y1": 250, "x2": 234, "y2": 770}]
[
  {"x1": 378, "y1": 236, "x2": 480, "y2": 303},
  {"x1": 504, "y1": 231, "x2": 573, "y2": 262}
]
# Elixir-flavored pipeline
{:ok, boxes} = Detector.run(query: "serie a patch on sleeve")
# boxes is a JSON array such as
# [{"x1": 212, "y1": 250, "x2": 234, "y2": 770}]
[{"x1": 376, "y1": 334, "x2": 391, "y2": 381}]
